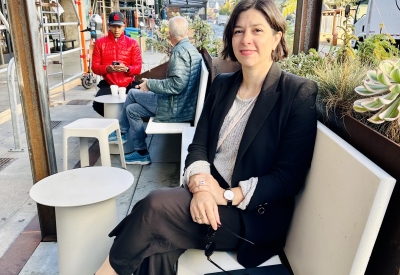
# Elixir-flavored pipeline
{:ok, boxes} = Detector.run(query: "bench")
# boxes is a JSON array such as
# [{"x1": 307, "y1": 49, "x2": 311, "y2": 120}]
[
  {"x1": 145, "y1": 59, "x2": 209, "y2": 134},
  {"x1": 49, "y1": 28, "x2": 76, "y2": 52},
  {"x1": 177, "y1": 122, "x2": 396, "y2": 275}
]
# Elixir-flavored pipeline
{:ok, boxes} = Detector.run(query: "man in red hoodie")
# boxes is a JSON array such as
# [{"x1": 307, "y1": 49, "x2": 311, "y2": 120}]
[{"x1": 92, "y1": 11, "x2": 142, "y2": 116}]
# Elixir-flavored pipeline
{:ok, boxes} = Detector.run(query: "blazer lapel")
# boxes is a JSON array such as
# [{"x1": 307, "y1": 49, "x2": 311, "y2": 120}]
[
  {"x1": 233, "y1": 63, "x2": 282, "y2": 182},
  {"x1": 209, "y1": 72, "x2": 242, "y2": 162}
]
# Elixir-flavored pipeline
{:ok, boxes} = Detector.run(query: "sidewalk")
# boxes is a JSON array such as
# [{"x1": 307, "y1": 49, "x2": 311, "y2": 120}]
[{"x1": 0, "y1": 50, "x2": 179, "y2": 275}]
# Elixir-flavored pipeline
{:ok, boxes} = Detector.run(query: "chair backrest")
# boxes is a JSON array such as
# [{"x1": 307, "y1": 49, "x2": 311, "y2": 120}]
[
  {"x1": 284, "y1": 122, "x2": 396, "y2": 275},
  {"x1": 193, "y1": 60, "x2": 209, "y2": 127}
]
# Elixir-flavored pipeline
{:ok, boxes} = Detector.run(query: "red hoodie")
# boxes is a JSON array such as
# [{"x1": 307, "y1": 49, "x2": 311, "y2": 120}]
[{"x1": 92, "y1": 31, "x2": 142, "y2": 87}]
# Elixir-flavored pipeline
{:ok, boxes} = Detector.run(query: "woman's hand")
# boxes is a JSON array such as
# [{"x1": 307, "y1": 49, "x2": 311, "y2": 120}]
[
  {"x1": 190, "y1": 191, "x2": 220, "y2": 230},
  {"x1": 188, "y1": 173, "x2": 225, "y2": 205}
]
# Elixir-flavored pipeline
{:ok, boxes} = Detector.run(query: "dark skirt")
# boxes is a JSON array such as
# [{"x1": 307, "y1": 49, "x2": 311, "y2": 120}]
[{"x1": 108, "y1": 187, "x2": 243, "y2": 275}]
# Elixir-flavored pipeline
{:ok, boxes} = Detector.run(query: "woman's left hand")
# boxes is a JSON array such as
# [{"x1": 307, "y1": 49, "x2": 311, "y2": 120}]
[
  {"x1": 190, "y1": 191, "x2": 220, "y2": 230},
  {"x1": 188, "y1": 173, "x2": 225, "y2": 204}
]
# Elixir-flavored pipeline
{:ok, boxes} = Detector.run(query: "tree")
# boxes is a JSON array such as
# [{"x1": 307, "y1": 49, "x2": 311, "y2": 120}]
[
  {"x1": 282, "y1": 0, "x2": 297, "y2": 17},
  {"x1": 218, "y1": 0, "x2": 237, "y2": 15},
  {"x1": 219, "y1": 2, "x2": 231, "y2": 15}
]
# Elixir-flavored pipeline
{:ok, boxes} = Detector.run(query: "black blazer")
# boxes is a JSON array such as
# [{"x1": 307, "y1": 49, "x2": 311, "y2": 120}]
[{"x1": 185, "y1": 63, "x2": 318, "y2": 267}]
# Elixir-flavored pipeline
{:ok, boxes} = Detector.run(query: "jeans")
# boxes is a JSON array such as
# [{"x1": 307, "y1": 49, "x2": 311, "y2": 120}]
[{"x1": 119, "y1": 89, "x2": 158, "y2": 151}]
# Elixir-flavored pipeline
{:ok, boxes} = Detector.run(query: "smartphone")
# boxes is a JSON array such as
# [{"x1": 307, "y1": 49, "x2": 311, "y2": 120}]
[{"x1": 112, "y1": 61, "x2": 120, "y2": 65}]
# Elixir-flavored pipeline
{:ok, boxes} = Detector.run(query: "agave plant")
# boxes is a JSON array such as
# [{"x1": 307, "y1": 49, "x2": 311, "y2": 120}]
[{"x1": 353, "y1": 59, "x2": 400, "y2": 124}]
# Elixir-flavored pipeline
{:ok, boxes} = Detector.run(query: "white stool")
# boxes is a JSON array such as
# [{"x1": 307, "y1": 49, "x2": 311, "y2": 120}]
[
  {"x1": 93, "y1": 95, "x2": 135, "y2": 154},
  {"x1": 63, "y1": 118, "x2": 126, "y2": 171},
  {"x1": 29, "y1": 166, "x2": 134, "y2": 275}
]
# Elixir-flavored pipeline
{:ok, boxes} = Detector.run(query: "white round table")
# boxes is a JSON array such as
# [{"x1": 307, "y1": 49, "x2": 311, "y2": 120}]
[
  {"x1": 94, "y1": 94, "x2": 134, "y2": 154},
  {"x1": 30, "y1": 167, "x2": 134, "y2": 275},
  {"x1": 94, "y1": 94, "x2": 125, "y2": 118}
]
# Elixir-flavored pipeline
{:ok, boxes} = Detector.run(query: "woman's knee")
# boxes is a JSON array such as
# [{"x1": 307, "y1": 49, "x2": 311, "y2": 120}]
[{"x1": 143, "y1": 187, "x2": 191, "y2": 211}]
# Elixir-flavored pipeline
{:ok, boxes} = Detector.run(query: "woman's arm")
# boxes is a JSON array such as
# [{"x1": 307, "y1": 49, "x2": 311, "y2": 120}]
[{"x1": 246, "y1": 79, "x2": 318, "y2": 209}]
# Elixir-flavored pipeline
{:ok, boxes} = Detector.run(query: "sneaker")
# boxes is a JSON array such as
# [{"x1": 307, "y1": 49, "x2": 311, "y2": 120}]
[
  {"x1": 108, "y1": 131, "x2": 127, "y2": 144},
  {"x1": 125, "y1": 151, "x2": 151, "y2": 165}
]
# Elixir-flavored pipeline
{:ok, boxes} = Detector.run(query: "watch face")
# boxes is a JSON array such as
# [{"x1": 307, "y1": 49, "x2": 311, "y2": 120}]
[{"x1": 224, "y1": 189, "x2": 234, "y2": 201}]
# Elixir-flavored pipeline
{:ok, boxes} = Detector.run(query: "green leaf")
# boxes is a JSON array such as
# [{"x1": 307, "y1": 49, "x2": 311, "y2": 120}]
[
  {"x1": 368, "y1": 105, "x2": 388, "y2": 124},
  {"x1": 379, "y1": 92, "x2": 399, "y2": 104},
  {"x1": 368, "y1": 112, "x2": 386, "y2": 124},
  {"x1": 378, "y1": 97, "x2": 400, "y2": 121},
  {"x1": 353, "y1": 99, "x2": 369, "y2": 112},
  {"x1": 354, "y1": 85, "x2": 376, "y2": 95},
  {"x1": 363, "y1": 80, "x2": 390, "y2": 94},
  {"x1": 379, "y1": 60, "x2": 394, "y2": 76},
  {"x1": 394, "y1": 60, "x2": 400, "y2": 70},
  {"x1": 389, "y1": 84, "x2": 400, "y2": 94},
  {"x1": 377, "y1": 69, "x2": 392, "y2": 86},
  {"x1": 361, "y1": 97, "x2": 386, "y2": 111},
  {"x1": 390, "y1": 67, "x2": 400, "y2": 83},
  {"x1": 366, "y1": 70, "x2": 379, "y2": 82}
]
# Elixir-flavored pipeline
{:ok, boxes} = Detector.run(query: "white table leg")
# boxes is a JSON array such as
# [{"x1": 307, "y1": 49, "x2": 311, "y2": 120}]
[
  {"x1": 56, "y1": 198, "x2": 118, "y2": 275},
  {"x1": 99, "y1": 136, "x2": 112, "y2": 167},
  {"x1": 116, "y1": 129, "x2": 126, "y2": 169},
  {"x1": 80, "y1": 137, "x2": 89, "y2": 168},
  {"x1": 104, "y1": 102, "x2": 123, "y2": 120}
]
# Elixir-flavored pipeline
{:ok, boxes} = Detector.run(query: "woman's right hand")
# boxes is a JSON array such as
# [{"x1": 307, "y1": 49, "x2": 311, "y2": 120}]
[{"x1": 190, "y1": 191, "x2": 220, "y2": 230}]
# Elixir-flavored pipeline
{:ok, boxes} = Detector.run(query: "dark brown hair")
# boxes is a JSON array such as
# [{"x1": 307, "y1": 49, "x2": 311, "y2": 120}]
[{"x1": 221, "y1": 0, "x2": 289, "y2": 62}]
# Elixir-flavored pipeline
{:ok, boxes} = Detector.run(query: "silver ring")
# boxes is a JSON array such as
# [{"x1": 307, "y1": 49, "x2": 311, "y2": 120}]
[{"x1": 199, "y1": 180, "x2": 205, "y2": 185}]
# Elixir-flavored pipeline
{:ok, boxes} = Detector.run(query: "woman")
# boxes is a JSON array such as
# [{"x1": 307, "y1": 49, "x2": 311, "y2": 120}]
[{"x1": 95, "y1": 0, "x2": 318, "y2": 274}]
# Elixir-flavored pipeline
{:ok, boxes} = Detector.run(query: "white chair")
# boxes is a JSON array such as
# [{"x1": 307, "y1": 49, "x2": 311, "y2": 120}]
[
  {"x1": 63, "y1": 118, "x2": 126, "y2": 171},
  {"x1": 145, "y1": 59, "x2": 209, "y2": 134},
  {"x1": 177, "y1": 122, "x2": 396, "y2": 275}
]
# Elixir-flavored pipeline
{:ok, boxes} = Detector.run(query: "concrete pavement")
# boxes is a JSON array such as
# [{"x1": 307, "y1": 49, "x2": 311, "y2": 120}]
[{"x1": 0, "y1": 50, "x2": 181, "y2": 275}]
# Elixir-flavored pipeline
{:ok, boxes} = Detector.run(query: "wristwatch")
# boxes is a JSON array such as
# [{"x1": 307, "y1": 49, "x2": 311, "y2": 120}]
[
  {"x1": 223, "y1": 188, "x2": 234, "y2": 207},
  {"x1": 125, "y1": 67, "x2": 130, "y2": 73}
]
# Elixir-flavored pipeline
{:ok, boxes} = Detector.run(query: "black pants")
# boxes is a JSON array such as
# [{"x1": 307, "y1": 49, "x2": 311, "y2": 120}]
[
  {"x1": 108, "y1": 187, "x2": 243, "y2": 275},
  {"x1": 92, "y1": 80, "x2": 139, "y2": 117}
]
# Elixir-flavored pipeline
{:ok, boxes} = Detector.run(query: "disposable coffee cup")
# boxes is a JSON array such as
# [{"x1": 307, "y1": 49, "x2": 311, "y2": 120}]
[
  {"x1": 118, "y1": 87, "x2": 127, "y2": 99},
  {"x1": 119, "y1": 91, "x2": 126, "y2": 100},
  {"x1": 110, "y1": 85, "x2": 119, "y2": 96}
]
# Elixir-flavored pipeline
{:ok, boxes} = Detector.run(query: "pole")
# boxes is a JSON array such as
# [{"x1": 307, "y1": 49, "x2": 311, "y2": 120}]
[
  {"x1": 292, "y1": 0, "x2": 323, "y2": 54},
  {"x1": 7, "y1": 58, "x2": 23, "y2": 152},
  {"x1": 7, "y1": 0, "x2": 57, "y2": 240},
  {"x1": 77, "y1": 0, "x2": 88, "y2": 73}
]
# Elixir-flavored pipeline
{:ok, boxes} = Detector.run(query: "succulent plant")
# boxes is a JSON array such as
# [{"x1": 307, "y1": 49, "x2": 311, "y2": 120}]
[{"x1": 353, "y1": 59, "x2": 400, "y2": 124}]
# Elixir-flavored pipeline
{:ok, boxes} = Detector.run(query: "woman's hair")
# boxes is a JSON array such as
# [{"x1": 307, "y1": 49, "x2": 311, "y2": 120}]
[
  {"x1": 221, "y1": 0, "x2": 289, "y2": 62},
  {"x1": 169, "y1": 16, "x2": 188, "y2": 40}
]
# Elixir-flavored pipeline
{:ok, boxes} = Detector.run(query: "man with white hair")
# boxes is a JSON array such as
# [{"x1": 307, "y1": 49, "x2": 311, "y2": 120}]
[{"x1": 109, "y1": 16, "x2": 202, "y2": 165}]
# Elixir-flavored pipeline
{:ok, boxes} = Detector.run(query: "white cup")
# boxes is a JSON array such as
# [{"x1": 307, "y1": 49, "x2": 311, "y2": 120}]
[
  {"x1": 118, "y1": 87, "x2": 127, "y2": 100},
  {"x1": 110, "y1": 85, "x2": 119, "y2": 96},
  {"x1": 119, "y1": 91, "x2": 126, "y2": 100}
]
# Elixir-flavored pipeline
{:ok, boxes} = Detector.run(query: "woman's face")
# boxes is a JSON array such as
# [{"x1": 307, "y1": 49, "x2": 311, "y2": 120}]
[{"x1": 232, "y1": 8, "x2": 282, "y2": 71}]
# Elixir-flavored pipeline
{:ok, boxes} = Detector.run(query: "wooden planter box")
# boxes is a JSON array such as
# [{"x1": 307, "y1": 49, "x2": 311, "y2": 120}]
[{"x1": 317, "y1": 104, "x2": 400, "y2": 275}]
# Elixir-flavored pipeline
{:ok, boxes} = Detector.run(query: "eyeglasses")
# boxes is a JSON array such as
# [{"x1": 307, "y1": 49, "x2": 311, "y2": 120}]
[{"x1": 205, "y1": 225, "x2": 254, "y2": 275}]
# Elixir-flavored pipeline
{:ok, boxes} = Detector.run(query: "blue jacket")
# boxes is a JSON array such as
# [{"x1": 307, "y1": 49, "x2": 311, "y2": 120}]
[{"x1": 147, "y1": 38, "x2": 202, "y2": 122}]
